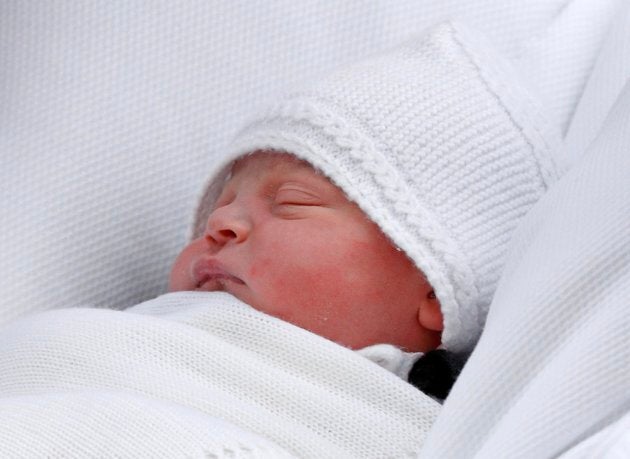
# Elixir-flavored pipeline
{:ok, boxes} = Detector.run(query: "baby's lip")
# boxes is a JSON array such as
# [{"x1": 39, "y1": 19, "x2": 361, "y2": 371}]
[{"x1": 192, "y1": 258, "x2": 245, "y2": 290}]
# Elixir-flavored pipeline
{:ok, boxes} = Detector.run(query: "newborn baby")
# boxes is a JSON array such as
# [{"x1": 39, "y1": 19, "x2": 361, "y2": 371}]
[
  {"x1": 0, "y1": 22, "x2": 565, "y2": 458},
  {"x1": 170, "y1": 151, "x2": 443, "y2": 354},
  {"x1": 168, "y1": 23, "x2": 563, "y2": 398}
]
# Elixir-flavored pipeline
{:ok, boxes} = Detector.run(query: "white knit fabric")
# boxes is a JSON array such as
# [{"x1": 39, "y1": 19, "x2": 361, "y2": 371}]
[
  {"x1": 357, "y1": 344, "x2": 422, "y2": 380},
  {"x1": 514, "y1": 0, "x2": 623, "y2": 137},
  {"x1": 0, "y1": 291, "x2": 439, "y2": 458},
  {"x1": 563, "y1": 0, "x2": 630, "y2": 166},
  {"x1": 419, "y1": 77, "x2": 630, "y2": 458},
  {"x1": 0, "y1": 393, "x2": 294, "y2": 458},
  {"x1": 558, "y1": 412, "x2": 630, "y2": 459},
  {"x1": 192, "y1": 22, "x2": 563, "y2": 353}
]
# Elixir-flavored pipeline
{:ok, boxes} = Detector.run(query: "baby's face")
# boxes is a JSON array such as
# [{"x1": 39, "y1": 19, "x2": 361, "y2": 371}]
[{"x1": 170, "y1": 152, "x2": 441, "y2": 351}]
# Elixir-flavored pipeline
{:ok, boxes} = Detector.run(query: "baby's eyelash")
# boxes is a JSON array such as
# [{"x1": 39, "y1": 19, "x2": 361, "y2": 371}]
[{"x1": 275, "y1": 189, "x2": 323, "y2": 206}]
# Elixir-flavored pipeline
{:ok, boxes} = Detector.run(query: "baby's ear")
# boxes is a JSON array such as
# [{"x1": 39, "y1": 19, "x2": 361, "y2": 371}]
[{"x1": 418, "y1": 291, "x2": 444, "y2": 331}]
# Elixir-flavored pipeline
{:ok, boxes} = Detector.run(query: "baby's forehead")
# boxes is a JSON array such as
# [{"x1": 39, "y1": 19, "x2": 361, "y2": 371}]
[
  {"x1": 218, "y1": 150, "x2": 361, "y2": 210},
  {"x1": 229, "y1": 150, "x2": 325, "y2": 182}
]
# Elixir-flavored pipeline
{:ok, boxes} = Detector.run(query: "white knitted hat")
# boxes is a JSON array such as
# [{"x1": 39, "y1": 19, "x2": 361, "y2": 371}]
[{"x1": 192, "y1": 22, "x2": 564, "y2": 353}]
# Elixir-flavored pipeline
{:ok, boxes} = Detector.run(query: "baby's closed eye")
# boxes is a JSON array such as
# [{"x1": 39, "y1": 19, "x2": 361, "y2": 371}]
[{"x1": 275, "y1": 187, "x2": 324, "y2": 206}]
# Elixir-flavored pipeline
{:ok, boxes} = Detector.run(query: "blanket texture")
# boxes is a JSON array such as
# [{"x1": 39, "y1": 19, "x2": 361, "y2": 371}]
[
  {"x1": 0, "y1": 291, "x2": 439, "y2": 457},
  {"x1": 419, "y1": 72, "x2": 630, "y2": 459}
]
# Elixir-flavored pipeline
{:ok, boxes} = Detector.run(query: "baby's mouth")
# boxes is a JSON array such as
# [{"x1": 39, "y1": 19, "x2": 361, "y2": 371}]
[
  {"x1": 195, "y1": 273, "x2": 245, "y2": 291},
  {"x1": 192, "y1": 259, "x2": 245, "y2": 292}
]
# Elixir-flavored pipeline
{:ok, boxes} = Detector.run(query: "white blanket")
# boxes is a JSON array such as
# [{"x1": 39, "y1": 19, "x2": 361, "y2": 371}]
[
  {"x1": 0, "y1": 291, "x2": 439, "y2": 458},
  {"x1": 419, "y1": 71, "x2": 630, "y2": 459}
]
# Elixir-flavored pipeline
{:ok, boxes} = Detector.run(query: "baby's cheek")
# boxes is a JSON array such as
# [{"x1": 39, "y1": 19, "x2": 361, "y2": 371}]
[
  {"x1": 340, "y1": 238, "x2": 411, "y2": 299},
  {"x1": 247, "y1": 260, "x2": 264, "y2": 279},
  {"x1": 168, "y1": 238, "x2": 204, "y2": 291},
  {"x1": 254, "y1": 239, "x2": 347, "y2": 306}
]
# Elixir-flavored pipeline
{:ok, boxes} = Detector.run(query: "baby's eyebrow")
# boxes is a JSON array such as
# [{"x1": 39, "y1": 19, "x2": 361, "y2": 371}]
[{"x1": 212, "y1": 177, "x2": 238, "y2": 208}]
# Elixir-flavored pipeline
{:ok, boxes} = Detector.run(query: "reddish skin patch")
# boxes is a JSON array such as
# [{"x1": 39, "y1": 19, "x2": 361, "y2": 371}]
[{"x1": 169, "y1": 152, "x2": 442, "y2": 352}]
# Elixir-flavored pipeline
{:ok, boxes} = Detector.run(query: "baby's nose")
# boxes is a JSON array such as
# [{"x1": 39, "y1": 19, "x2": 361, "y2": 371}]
[
  {"x1": 205, "y1": 228, "x2": 241, "y2": 246},
  {"x1": 204, "y1": 205, "x2": 250, "y2": 246}
]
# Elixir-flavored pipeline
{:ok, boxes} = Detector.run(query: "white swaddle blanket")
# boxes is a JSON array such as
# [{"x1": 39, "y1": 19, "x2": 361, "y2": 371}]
[{"x1": 0, "y1": 291, "x2": 439, "y2": 457}]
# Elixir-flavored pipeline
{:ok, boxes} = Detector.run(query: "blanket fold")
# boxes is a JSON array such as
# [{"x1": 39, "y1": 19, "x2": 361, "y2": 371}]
[{"x1": 0, "y1": 291, "x2": 439, "y2": 457}]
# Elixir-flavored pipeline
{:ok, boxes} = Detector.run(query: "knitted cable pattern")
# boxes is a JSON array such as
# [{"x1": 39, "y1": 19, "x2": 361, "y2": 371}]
[
  {"x1": 227, "y1": 104, "x2": 477, "y2": 347},
  {"x1": 193, "y1": 21, "x2": 563, "y2": 352}
]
